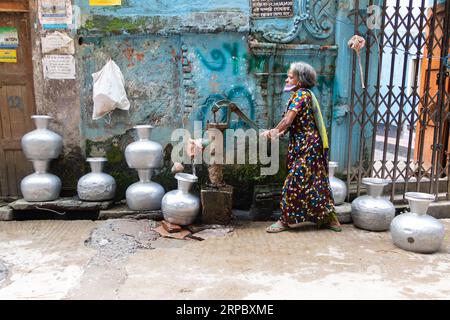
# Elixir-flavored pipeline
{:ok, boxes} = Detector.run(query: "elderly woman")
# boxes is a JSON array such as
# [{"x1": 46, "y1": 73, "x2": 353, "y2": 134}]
[{"x1": 262, "y1": 62, "x2": 341, "y2": 233}]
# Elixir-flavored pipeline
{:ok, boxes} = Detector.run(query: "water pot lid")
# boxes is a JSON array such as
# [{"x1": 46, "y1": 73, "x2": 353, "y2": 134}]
[
  {"x1": 31, "y1": 115, "x2": 52, "y2": 120},
  {"x1": 362, "y1": 177, "x2": 390, "y2": 186},
  {"x1": 328, "y1": 161, "x2": 338, "y2": 168},
  {"x1": 175, "y1": 173, "x2": 198, "y2": 183},
  {"x1": 86, "y1": 157, "x2": 107, "y2": 162},
  {"x1": 405, "y1": 192, "x2": 435, "y2": 202},
  {"x1": 133, "y1": 124, "x2": 154, "y2": 129}
]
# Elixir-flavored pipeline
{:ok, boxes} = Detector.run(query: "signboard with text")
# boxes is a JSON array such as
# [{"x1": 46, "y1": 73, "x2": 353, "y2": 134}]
[{"x1": 251, "y1": 0, "x2": 294, "y2": 18}]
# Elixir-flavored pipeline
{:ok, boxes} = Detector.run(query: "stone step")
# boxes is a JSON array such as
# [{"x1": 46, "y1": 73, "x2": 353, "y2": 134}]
[
  {"x1": 9, "y1": 197, "x2": 115, "y2": 212},
  {"x1": 0, "y1": 206, "x2": 13, "y2": 221},
  {"x1": 99, "y1": 204, "x2": 163, "y2": 220}
]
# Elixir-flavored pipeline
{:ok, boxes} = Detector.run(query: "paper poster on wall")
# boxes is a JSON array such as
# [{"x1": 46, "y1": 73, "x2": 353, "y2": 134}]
[
  {"x1": 0, "y1": 49, "x2": 17, "y2": 63},
  {"x1": 38, "y1": 0, "x2": 73, "y2": 30},
  {"x1": 0, "y1": 27, "x2": 19, "y2": 48},
  {"x1": 43, "y1": 55, "x2": 76, "y2": 79},
  {"x1": 89, "y1": 0, "x2": 122, "y2": 5},
  {"x1": 42, "y1": 31, "x2": 75, "y2": 54}
]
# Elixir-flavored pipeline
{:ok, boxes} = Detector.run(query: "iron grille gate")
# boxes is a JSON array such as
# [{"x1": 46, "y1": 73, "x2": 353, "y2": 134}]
[{"x1": 347, "y1": 0, "x2": 450, "y2": 202}]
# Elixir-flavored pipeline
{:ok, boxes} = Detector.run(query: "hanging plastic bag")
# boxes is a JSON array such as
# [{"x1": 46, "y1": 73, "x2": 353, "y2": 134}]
[{"x1": 92, "y1": 59, "x2": 130, "y2": 120}]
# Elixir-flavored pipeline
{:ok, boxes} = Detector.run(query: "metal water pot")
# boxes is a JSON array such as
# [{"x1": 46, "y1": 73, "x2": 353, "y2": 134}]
[
  {"x1": 329, "y1": 161, "x2": 347, "y2": 205},
  {"x1": 77, "y1": 157, "x2": 116, "y2": 201},
  {"x1": 351, "y1": 178, "x2": 395, "y2": 231},
  {"x1": 390, "y1": 192, "x2": 445, "y2": 253},
  {"x1": 21, "y1": 160, "x2": 61, "y2": 202},
  {"x1": 125, "y1": 125, "x2": 163, "y2": 169},
  {"x1": 126, "y1": 169, "x2": 165, "y2": 210},
  {"x1": 21, "y1": 115, "x2": 63, "y2": 160},
  {"x1": 162, "y1": 173, "x2": 200, "y2": 226}
]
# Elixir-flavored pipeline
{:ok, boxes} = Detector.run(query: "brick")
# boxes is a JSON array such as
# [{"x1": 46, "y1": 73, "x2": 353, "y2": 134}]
[{"x1": 161, "y1": 220, "x2": 182, "y2": 233}]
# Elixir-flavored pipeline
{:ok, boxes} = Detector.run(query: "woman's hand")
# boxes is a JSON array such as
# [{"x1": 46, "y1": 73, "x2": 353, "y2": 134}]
[
  {"x1": 260, "y1": 129, "x2": 284, "y2": 140},
  {"x1": 186, "y1": 138, "x2": 204, "y2": 158},
  {"x1": 260, "y1": 130, "x2": 272, "y2": 138}
]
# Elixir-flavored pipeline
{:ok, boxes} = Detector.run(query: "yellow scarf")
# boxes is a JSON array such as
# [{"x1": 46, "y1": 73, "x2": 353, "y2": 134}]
[{"x1": 306, "y1": 89, "x2": 329, "y2": 152}]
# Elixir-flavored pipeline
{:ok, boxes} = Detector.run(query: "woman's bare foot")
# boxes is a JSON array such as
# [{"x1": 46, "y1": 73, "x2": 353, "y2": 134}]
[
  {"x1": 266, "y1": 221, "x2": 290, "y2": 233},
  {"x1": 328, "y1": 219, "x2": 342, "y2": 232}
]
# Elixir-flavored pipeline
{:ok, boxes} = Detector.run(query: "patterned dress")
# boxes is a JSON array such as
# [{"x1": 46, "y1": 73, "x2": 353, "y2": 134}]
[{"x1": 280, "y1": 88, "x2": 337, "y2": 226}]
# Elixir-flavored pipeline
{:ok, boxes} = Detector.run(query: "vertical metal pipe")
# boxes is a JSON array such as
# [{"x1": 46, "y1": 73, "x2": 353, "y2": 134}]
[
  {"x1": 347, "y1": 0, "x2": 361, "y2": 200},
  {"x1": 404, "y1": 0, "x2": 427, "y2": 199},
  {"x1": 416, "y1": 0, "x2": 439, "y2": 193},
  {"x1": 391, "y1": 0, "x2": 415, "y2": 200},
  {"x1": 381, "y1": 0, "x2": 401, "y2": 182},
  {"x1": 369, "y1": 0, "x2": 388, "y2": 178},
  {"x1": 357, "y1": 0, "x2": 375, "y2": 193},
  {"x1": 433, "y1": 0, "x2": 450, "y2": 200}
]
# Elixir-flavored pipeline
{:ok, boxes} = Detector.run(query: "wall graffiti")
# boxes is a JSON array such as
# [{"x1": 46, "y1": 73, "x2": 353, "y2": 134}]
[{"x1": 196, "y1": 42, "x2": 241, "y2": 75}]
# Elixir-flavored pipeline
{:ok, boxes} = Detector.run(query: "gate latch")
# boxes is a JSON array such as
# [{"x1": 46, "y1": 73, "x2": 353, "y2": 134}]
[
  {"x1": 436, "y1": 71, "x2": 449, "y2": 85},
  {"x1": 431, "y1": 143, "x2": 444, "y2": 151}
]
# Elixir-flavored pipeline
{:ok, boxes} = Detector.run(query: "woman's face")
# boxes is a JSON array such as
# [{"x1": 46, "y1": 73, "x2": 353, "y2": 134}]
[{"x1": 285, "y1": 69, "x2": 299, "y2": 86}]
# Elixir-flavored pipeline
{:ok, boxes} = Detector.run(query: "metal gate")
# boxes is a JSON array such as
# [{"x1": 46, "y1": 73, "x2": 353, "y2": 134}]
[{"x1": 347, "y1": 0, "x2": 450, "y2": 202}]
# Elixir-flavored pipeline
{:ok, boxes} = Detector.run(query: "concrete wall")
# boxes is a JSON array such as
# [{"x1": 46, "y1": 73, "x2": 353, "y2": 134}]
[{"x1": 30, "y1": 0, "x2": 340, "y2": 205}]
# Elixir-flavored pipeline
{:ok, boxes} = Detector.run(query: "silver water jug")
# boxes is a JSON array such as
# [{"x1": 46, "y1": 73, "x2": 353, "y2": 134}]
[
  {"x1": 126, "y1": 169, "x2": 165, "y2": 210},
  {"x1": 162, "y1": 173, "x2": 200, "y2": 226},
  {"x1": 77, "y1": 157, "x2": 116, "y2": 201},
  {"x1": 125, "y1": 125, "x2": 163, "y2": 169},
  {"x1": 351, "y1": 178, "x2": 395, "y2": 231},
  {"x1": 21, "y1": 115, "x2": 63, "y2": 160},
  {"x1": 390, "y1": 192, "x2": 445, "y2": 253},
  {"x1": 329, "y1": 161, "x2": 347, "y2": 205},
  {"x1": 21, "y1": 160, "x2": 61, "y2": 202}
]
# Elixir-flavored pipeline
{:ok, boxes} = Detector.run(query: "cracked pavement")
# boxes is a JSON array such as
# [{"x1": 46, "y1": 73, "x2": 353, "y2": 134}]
[{"x1": 0, "y1": 218, "x2": 449, "y2": 299}]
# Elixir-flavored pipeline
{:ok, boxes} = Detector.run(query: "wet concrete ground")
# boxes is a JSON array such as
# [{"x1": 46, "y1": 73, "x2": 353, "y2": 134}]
[{"x1": 0, "y1": 218, "x2": 449, "y2": 299}]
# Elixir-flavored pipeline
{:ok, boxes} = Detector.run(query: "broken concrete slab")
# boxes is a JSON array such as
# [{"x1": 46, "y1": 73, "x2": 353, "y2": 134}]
[
  {"x1": 9, "y1": 197, "x2": 114, "y2": 212},
  {"x1": 98, "y1": 204, "x2": 163, "y2": 220},
  {"x1": 0, "y1": 206, "x2": 13, "y2": 221},
  {"x1": 186, "y1": 224, "x2": 234, "y2": 234},
  {"x1": 335, "y1": 202, "x2": 353, "y2": 224},
  {"x1": 191, "y1": 227, "x2": 234, "y2": 240}
]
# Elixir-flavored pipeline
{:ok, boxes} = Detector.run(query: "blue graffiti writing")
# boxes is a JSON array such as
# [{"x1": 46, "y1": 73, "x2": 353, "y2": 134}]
[{"x1": 197, "y1": 43, "x2": 241, "y2": 75}]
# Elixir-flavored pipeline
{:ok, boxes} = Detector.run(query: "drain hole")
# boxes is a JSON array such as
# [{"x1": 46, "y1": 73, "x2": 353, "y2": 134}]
[{"x1": 407, "y1": 237, "x2": 415, "y2": 243}]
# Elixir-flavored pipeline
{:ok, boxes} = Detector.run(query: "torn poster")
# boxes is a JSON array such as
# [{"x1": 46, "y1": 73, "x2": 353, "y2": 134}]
[
  {"x1": 0, "y1": 27, "x2": 19, "y2": 48},
  {"x1": 41, "y1": 31, "x2": 74, "y2": 54},
  {"x1": 0, "y1": 49, "x2": 17, "y2": 63},
  {"x1": 38, "y1": 0, "x2": 73, "y2": 30},
  {"x1": 43, "y1": 54, "x2": 76, "y2": 79}
]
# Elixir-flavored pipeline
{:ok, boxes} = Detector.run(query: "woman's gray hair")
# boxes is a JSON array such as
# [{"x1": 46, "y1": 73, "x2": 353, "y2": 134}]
[{"x1": 289, "y1": 62, "x2": 317, "y2": 89}]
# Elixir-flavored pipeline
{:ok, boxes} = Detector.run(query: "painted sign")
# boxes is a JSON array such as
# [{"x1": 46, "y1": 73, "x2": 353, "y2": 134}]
[
  {"x1": 89, "y1": 0, "x2": 122, "y2": 5},
  {"x1": 0, "y1": 49, "x2": 17, "y2": 63},
  {"x1": 39, "y1": 0, "x2": 73, "y2": 30},
  {"x1": 43, "y1": 55, "x2": 76, "y2": 79},
  {"x1": 0, "y1": 27, "x2": 19, "y2": 48},
  {"x1": 251, "y1": 0, "x2": 294, "y2": 18}
]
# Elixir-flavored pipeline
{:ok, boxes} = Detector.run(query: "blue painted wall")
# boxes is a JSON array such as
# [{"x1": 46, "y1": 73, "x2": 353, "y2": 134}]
[{"x1": 71, "y1": 0, "x2": 341, "y2": 201}]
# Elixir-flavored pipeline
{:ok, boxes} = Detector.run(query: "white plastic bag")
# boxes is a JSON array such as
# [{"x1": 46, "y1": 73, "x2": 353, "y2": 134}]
[{"x1": 92, "y1": 59, "x2": 130, "y2": 120}]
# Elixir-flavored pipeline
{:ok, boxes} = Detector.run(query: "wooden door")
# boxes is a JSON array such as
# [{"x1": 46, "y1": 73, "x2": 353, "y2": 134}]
[
  {"x1": 414, "y1": 3, "x2": 449, "y2": 175},
  {"x1": 0, "y1": 1, "x2": 35, "y2": 197}
]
